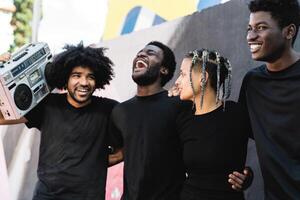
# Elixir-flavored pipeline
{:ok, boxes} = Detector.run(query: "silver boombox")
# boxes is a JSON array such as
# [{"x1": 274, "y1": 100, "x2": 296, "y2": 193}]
[{"x1": 0, "y1": 42, "x2": 52, "y2": 120}]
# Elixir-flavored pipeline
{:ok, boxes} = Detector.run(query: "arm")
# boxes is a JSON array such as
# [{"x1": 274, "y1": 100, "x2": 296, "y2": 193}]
[
  {"x1": 107, "y1": 106, "x2": 124, "y2": 167},
  {"x1": 0, "y1": 111, "x2": 27, "y2": 125},
  {"x1": 108, "y1": 147, "x2": 123, "y2": 167},
  {"x1": 228, "y1": 166, "x2": 254, "y2": 191}
]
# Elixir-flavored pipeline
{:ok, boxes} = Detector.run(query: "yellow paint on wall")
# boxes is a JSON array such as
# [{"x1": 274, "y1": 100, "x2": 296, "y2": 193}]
[{"x1": 103, "y1": 0, "x2": 197, "y2": 40}]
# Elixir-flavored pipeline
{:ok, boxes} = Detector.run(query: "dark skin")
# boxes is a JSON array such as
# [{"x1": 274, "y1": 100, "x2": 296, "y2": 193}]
[
  {"x1": 132, "y1": 44, "x2": 168, "y2": 96},
  {"x1": 136, "y1": 45, "x2": 252, "y2": 191},
  {"x1": 108, "y1": 148, "x2": 123, "y2": 167},
  {"x1": 228, "y1": 168, "x2": 251, "y2": 191},
  {"x1": 0, "y1": 52, "x2": 123, "y2": 166}
]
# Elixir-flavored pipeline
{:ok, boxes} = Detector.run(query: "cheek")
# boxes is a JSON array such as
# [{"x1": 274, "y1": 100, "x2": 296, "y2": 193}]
[{"x1": 180, "y1": 79, "x2": 193, "y2": 100}]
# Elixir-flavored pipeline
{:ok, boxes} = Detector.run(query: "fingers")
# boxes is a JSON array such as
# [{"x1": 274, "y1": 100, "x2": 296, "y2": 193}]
[
  {"x1": 0, "y1": 52, "x2": 11, "y2": 62},
  {"x1": 168, "y1": 85, "x2": 181, "y2": 97},
  {"x1": 228, "y1": 171, "x2": 246, "y2": 191}
]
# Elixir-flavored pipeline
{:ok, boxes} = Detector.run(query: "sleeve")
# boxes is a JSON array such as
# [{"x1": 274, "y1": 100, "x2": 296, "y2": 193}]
[
  {"x1": 24, "y1": 95, "x2": 48, "y2": 130},
  {"x1": 175, "y1": 98, "x2": 193, "y2": 135},
  {"x1": 108, "y1": 106, "x2": 124, "y2": 151},
  {"x1": 238, "y1": 74, "x2": 254, "y2": 139}
]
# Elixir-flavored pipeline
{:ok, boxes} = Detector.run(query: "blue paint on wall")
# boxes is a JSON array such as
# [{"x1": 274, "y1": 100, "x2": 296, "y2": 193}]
[
  {"x1": 197, "y1": 0, "x2": 221, "y2": 11},
  {"x1": 121, "y1": 6, "x2": 141, "y2": 35}
]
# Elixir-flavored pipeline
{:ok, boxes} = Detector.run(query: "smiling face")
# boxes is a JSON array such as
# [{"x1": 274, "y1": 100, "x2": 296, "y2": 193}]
[
  {"x1": 132, "y1": 45, "x2": 164, "y2": 86},
  {"x1": 247, "y1": 11, "x2": 287, "y2": 62},
  {"x1": 66, "y1": 66, "x2": 96, "y2": 108}
]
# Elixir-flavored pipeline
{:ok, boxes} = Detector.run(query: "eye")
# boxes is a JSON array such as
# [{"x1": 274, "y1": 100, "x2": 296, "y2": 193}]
[
  {"x1": 88, "y1": 75, "x2": 95, "y2": 80},
  {"x1": 246, "y1": 26, "x2": 252, "y2": 32},
  {"x1": 257, "y1": 25, "x2": 267, "y2": 31},
  {"x1": 71, "y1": 73, "x2": 80, "y2": 78}
]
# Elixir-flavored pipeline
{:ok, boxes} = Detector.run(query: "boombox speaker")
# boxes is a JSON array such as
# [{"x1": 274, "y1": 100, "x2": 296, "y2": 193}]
[{"x1": 0, "y1": 42, "x2": 52, "y2": 120}]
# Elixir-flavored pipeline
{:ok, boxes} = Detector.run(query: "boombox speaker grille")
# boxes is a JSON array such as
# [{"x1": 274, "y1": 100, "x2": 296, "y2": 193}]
[{"x1": 14, "y1": 84, "x2": 33, "y2": 110}]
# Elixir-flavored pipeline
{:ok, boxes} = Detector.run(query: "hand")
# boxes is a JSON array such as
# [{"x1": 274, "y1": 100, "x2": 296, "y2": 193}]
[
  {"x1": 0, "y1": 52, "x2": 11, "y2": 62},
  {"x1": 108, "y1": 148, "x2": 123, "y2": 167},
  {"x1": 168, "y1": 84, "x2": 181, "y2": 97},
  {"x1": 228, "y1": 167, "x2": 253, "y2": 191}
]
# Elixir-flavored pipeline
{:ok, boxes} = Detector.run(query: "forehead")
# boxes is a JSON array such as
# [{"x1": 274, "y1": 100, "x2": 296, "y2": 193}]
[
  {"x1": 249, "y1": 11, "x2": 278, "y2": 26},
  {"x1": 71, "y1": 66, "x2": 94, "y2": 74},
  {"x1": 140, "y1": 45, "x2": 163, "y2": 54},
  {"x1": 181, "y1": 58, "x2": 192, "y2": 71}
]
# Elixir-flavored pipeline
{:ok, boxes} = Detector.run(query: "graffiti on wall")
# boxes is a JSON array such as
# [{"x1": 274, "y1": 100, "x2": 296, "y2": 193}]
[{"x1": 102, "y1": 0, "x2": 230, "y2": 40}]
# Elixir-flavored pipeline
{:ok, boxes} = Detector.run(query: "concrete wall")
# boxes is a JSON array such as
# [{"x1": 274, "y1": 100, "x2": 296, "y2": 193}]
[
  {"x1": 2, "y1": 0, "x2": 300, "y2": 199},
  {"x1": 100, "y1": 0, "x2": 300, "y2": 199}
]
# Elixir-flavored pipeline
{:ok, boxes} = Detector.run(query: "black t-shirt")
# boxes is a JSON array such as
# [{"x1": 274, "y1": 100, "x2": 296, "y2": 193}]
[
  {"x1": 180, "y1": 101, "x2": 250, "y2": 200},
  {"x1": 25, "y1": 93, "x2": 118, "y2": 199},
  {"x1": 239, "y1": 60, "x2": 300, "y2": 199},
  {"x1": 109, "y1": 90, "x2": 191, "y2": 200}
]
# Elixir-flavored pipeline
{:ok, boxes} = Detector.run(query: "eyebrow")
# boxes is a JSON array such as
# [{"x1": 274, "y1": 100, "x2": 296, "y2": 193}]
[{"x1": 249, "y1": 21, "x2": 269, "y2": 26}]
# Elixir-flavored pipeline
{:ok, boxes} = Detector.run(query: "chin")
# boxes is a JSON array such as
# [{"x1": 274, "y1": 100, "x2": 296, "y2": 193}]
[{"x1": 179, "y1": 94, "x2": 188, "y2": 101}]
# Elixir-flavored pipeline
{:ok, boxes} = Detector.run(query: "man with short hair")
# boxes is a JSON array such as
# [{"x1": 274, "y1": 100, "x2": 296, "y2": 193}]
[
  {"x1": 109, "y1": 41, "x2": 189, "y2": 200},
  {"x1": 239, "y1": 0, "x2": 300, "y2": 198},
  {"x1": 0, "y1": 43, "x2": 121, "y2": 200}
]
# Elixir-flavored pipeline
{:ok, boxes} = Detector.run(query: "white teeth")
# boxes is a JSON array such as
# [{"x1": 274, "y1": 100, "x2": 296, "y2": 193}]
[
  {"x1": 136, "y1": 60, "x2": 147, "y2": 68},
  {"x1": 249, "y1": 44, "x2": 261, "y2": 52},
  {"x1": 77, "y1": 89, "x2": 89, "y2": 93}
]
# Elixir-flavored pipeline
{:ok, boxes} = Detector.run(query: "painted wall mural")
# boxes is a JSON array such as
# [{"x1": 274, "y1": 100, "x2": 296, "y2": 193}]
[{"x1": 102, "y1": 0, "x2": 230, "y2": 40}]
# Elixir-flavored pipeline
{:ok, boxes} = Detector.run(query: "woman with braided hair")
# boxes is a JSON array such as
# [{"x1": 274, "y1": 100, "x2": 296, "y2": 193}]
[{"x1": 169, "y1": 49, "x2": 252, "y2": 200}]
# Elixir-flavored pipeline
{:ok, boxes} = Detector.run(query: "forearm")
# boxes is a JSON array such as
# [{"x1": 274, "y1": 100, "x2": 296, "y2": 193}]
[
  {"x1": 0, "y1": 112, "x2": 27, "y2": 125},
  {"x1": 108, "y1": 148, "x2": 123, "y2": 167}
]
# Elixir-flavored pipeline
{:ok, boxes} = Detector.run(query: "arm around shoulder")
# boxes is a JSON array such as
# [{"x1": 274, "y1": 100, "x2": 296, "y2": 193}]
[{"x1": 108, "y1": 148, "x2": 123, "y2": 167}]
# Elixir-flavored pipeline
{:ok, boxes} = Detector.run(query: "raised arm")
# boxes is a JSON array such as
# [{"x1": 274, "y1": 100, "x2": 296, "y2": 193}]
[{"x1": 0, "y1": 111, "x2": 28, "y2": 125}]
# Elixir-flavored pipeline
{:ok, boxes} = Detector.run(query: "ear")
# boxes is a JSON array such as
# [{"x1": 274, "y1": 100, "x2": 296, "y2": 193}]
[
  {"x1": 199, "y1": 71, "x2": 209, "y2": 88},
  {"x1": 160, "y1": 67, "x2": 169, "y2": 75},
  {"x1": 284, "y1": 24, "x2": 296, "y2": 41}
]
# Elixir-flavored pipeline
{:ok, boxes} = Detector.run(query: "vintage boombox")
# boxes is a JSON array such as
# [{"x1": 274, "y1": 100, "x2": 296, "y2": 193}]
[{"x1": 0, "y1": 42, "x2": 52, "y2": 120}]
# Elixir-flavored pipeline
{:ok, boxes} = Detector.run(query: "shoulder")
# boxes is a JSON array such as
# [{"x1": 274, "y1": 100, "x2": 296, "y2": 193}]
[
  {"x1": 225, "y1": 100, "x2": 248, "y2": 117},
  {"x1": 40, "y1": 92, "x2": 65, "y2": 106},
  {"x1": 244, "y1": 65, "x2": 266, "y2": 80},
  {"x1": 111, "y1": 97, "x2": 135, "y2": 113},
  {"x1": 92, "y1": 96, "x2": 119, "y2": 112}
]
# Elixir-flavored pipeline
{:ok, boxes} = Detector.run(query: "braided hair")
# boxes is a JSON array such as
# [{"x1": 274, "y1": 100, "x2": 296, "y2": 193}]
[{"x1": 185, "y1": 49, "x2": 232, "y2": 109}]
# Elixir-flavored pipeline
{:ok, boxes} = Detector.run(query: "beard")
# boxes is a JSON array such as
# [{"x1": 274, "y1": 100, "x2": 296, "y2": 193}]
[{"x1": 132, "y1": 64, "x2": 161, "y2": 86}]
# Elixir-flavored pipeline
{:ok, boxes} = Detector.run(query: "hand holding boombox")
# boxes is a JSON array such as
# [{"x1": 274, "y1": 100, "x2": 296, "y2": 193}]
[{"x1": 0, "y1": 43, "x2": 52, "y2": 120}]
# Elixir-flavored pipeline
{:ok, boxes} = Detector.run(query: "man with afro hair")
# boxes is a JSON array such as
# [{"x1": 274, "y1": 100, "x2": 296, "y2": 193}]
[{"x1": 0, "y1": 43, "x2": 122, "y2": 200}]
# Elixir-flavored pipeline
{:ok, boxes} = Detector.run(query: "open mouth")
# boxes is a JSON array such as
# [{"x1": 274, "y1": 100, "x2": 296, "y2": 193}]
[
  {"x1": 76, "y1": 88, "x2": 90, "y2": 96},
  {"x1": 133, "y1": 59, "x2": 148, "y2": 72},
  {"x1": 249, "y1": 43, "x2": 262, "y2": 53}
]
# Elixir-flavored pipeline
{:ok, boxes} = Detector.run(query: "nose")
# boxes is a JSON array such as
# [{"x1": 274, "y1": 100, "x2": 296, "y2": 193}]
[
  {"x1": 247, "y1": 30, "x2": 258, "y2": 42},
  {"x1": 175, "y1": 76, "x2": 181, "y2": 86},
  {"x1": 136, "y1": 50, "x2": 147, "y2": 58},
  {"x1": 79, "y1": 77, "x2": 89, "y2": 86}
]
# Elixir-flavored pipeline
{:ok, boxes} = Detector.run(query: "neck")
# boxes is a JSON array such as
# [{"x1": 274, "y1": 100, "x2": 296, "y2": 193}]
[
  {"x1": 67, "y1": 94, "x2": 91, "y2": 108},
  {"x1": 194, "y1": 89, "x2": 221, "y2": 115},
  {"x1": 136, "y1": 82, "x2": 164, "y2": 97},
  {"x1": 266, "y1": 48, "x2": 300, "y2": 72}
]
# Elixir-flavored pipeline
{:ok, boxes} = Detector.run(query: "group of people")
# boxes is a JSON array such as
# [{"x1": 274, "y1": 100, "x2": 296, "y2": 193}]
[{"x1": 0, "y1": 0, "x2": 300, "y2": 199}]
